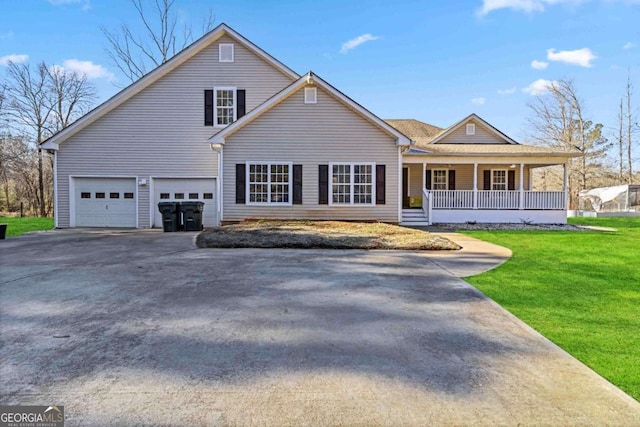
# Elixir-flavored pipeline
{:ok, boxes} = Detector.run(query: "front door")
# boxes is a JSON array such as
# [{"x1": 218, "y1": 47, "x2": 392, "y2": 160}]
[{"x1": 402, "y1": 167, "x2": 410, "y2": 209}]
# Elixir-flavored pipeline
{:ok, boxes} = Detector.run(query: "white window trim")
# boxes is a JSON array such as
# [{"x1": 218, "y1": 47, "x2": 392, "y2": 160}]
[
  {"x1": 304, "y1": 87, "x2": 317, "y2": 104},
  {"x1": 246, "y1": 161, "x2": 293, "y2": 206},
  {"x1": 213, "y1": 86, "x2": 237, "y2": 128},
  {"x1": 431, "y1": 169, "x2": 449, "y2": 191},
  {"x1": 466, "y1": 123, "x2": 475, "y2": 135},
  {"x1": 219, "y1": 43, "x2": 234, "y2": 62},
  {"x1": 328, "y1": 162, "x2": 376, "y2": 206},
  {"x1": 491, "y1": 169, "x2": 508, "y2": 191}
]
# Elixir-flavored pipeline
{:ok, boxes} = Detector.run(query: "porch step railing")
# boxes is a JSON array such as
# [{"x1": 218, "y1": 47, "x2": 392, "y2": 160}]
[{"x1": 425, "y1": 190, "x2": 566, "y2": 210}]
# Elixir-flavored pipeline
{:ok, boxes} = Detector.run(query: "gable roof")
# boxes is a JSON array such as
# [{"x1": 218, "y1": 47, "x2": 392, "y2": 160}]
[
  {"x1": 209, "y1": 72, "x2": 411, "y2": 146},
  {"x1": 42, "y1": 23, "x2": 299, "y2": 150},
  {"x1": 404, "y1": 143, "x2": 582, "y2": 157},
  {"x1": 384, "y1": 119, "x2": 443, "y2": 140},
  {"x1": 422, "y1": 113, "x2": 518, "y2": 146}
]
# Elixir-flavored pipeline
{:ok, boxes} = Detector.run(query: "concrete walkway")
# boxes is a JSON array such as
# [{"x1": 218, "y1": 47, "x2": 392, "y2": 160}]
[
  {"x1": 1, "y1": 230, "x2": 639, "y2": 426},
  {"x1": 424, "y1": 232, "x2": 512, "y2": 277}
]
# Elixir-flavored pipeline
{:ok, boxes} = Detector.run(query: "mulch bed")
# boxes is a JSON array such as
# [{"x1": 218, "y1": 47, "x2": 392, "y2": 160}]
[{"x1": 196, "y1": 221, "x2": 460, "y2": 250}]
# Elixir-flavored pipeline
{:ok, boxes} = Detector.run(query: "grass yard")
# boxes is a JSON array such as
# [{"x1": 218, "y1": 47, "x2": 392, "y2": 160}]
[
  {"x1": 464, "y1": 217, "x2": 640, "y2": 401},
  {"x1": 0, "y1": 216, "x2": 54, "y2": 237}
]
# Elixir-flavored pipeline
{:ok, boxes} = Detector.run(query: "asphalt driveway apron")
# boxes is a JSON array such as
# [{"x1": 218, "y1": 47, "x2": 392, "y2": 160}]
[{"x1": 1, "y1": 230, "x2": 639, "y2": 426}]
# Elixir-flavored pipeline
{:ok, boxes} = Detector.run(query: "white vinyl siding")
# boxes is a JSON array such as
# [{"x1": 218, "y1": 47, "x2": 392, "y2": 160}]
[
  {"x1": 246, "y1": 162, "x2": 292, "y2": 205},
  {"x1": 55, "y1": 34, "x2": 294, "y2": 227},
  {"x1": 329, "y1": 162, "x2": 375, "y2": 205},
  {"x1": 223, "y1": 86, "x2": 399, "y2": 222},
  {"x1": 436, "y1": 120, "x2": 508, "y2": 144}
]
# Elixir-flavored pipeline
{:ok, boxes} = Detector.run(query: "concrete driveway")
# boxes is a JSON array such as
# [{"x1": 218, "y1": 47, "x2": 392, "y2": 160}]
[{"x1": 1, "y1": 230, "x2": 639, "y2": 426}]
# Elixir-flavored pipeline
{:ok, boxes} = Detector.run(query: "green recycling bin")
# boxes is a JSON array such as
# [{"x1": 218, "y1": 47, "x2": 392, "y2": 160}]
[
  {"x1": 180, "y1": 201, "x2": 204, "y2": 231},
  {"x1": 157, "y1": 202, "x2": 180, "y2": 232}
]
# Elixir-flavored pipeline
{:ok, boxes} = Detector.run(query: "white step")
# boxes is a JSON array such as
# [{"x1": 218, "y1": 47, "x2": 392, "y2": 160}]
[{"x1": 400, "y1": 221, "x2": 430, "y2": 226}]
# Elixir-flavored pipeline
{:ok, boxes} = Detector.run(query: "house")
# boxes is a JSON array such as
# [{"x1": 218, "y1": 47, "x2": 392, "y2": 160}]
[{"x1": 41, "y1": 24, "x2": 577, "y2": 228}]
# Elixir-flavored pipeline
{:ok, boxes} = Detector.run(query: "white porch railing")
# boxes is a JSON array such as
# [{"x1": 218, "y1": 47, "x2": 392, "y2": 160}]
[
  {"x1": 523, "y1": 191, "x2": 565, "y2": 210},
  {"x1": 477, "y1": 190, "x2": 519, "y2": 209},
  {"x1": 426, "y1": 190, "x2": 566, "y2": 210},
  {"x1": 431, "y1": 190, "x2": 474, "y2": 209},
  {"x1": 422, "y1": 188, "x2": 432, "y2": 225}
]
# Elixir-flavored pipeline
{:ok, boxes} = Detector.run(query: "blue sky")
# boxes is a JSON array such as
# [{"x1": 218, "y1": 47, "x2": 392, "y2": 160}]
[{"x1": 1, "y1": 0, "x2": 639, "y2": 141}]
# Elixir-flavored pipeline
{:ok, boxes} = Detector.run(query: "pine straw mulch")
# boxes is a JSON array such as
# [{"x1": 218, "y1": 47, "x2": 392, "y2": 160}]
[{"x1": 196, "y1": 220, "x2": 460, "y2": 250}]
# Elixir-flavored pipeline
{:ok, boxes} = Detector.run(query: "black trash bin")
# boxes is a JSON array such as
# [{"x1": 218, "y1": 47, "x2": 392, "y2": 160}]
[
  {"x1": 181, "y1": 201, "x2": 204, "y2": 231},
  {"x1": 0, "y1": 223, "x2": 7, "y2": 240},
  {"x1": 157, "y1": 202, "x2": 180, "y2": 232}
]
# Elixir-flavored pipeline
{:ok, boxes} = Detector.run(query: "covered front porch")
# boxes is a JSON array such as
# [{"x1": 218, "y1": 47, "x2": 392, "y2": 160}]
[{"x1": 401, "y1": 161, "x2": 568, "y2": 225}]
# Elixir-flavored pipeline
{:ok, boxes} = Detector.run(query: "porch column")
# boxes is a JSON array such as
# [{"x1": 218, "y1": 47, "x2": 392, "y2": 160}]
[
  {"x1": 563, "y1": 162, "x2": 569, "y2": 209},
  {"x1": 519, "y1": 163, "x2": 524, "y2": 210},
  {"x1": 473, "y1": 163, "x2": 478, "y2": 209}
]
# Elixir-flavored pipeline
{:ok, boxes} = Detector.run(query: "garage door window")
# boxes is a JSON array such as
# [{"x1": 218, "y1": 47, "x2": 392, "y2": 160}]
[
  {"x1": 174, "y1": 193, "x2": 184, "y2": 200},
  {"x1": 203, "y1": 193, "x2": 213, "y2": 199},
  {"x1": 124, "y1": 192, "x2": 134, "y2": 199},
  {"x1": 96, "y1": 192, "x2": 105, "y2": 199},
  {"x1": 189, "y1": 193, "x2": 199, "y2": 199},
  {"x1": 110, "y1": 192, "x2": 120, "y2": 199},
  {"x1": 81, "y1": 192, "x2": 91, "y2": 199}
]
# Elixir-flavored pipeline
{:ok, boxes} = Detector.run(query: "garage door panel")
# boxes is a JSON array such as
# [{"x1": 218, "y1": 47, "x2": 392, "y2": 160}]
[
  {"x1": 75, "y1": 178, "x2": 136, "y2": 227},
  {"x1": 153, "y1": 178, "x2": 217, "y2": 228}
]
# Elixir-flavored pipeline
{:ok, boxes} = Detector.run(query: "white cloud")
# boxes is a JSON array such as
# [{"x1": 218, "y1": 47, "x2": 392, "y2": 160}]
[
  {"x1": 47, "y1": 0, "x2": 90, "y2": 10},
  {"x1": 546, "y1": 47, "x2": 596, "y2": 67},
  {"x1": 522, "y1": 78, "x2": 557, "y2": 96},
  {"x1": 61, "y1": 59, "x2": 114, "y2": 80},
  {"x1": 623, "y1": 42, "x2": 635, "y2": 50},
  {"x1": 340, "y1": 33, "x2": 381, "y2": 54},
  {"x1": 531, "y1": 59, "x2": 549, "y2": 70},
  {"x1": 478, "y1": 0, "x2": 588, "y2": 16},
  {"x1": 497, "y1": 87, "x2": 517, "y2": 95},
  {"x1": 471, "y1": 97, "x2": 486, "y2": 105},
  {"x1": 0, "y1": 54, "x2": 29, "y2": 66}
]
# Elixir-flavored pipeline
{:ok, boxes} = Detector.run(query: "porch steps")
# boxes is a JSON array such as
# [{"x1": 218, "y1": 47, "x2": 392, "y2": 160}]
[{"x1": 400, "y1": 209, "x2": 429, "y2": 227}]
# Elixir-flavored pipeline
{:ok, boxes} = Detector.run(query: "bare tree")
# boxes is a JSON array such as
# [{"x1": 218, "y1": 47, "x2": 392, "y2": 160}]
[
  {"x1": 528, "y1": 79, "x2": 610, "y2": 208},
  {"x1": 46, "y1": 65, "x2": 96, "y2": 132},
  {"x1": 4, "y1": 61, "x2": 96, "y2": 216},
  {"x1": 624, "y1": 70, "x2": 637, "y2": 184},
  {"x1": 616, "y1": 98, "x2": 625, "y2": 183},
  {"x1": 102, "y1": 0, "x2": 214, "y2": 83}
]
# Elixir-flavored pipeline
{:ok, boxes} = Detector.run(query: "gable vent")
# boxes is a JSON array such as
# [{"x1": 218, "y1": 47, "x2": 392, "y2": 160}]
[
  {"x1": 466, "y1": 123, "x2": 475, "y2": 135},
  {"x1": 219, "y1": 43, "x2": 234, "y2": 62},
  {"x1": 304, "y1": 87, "x2": 317, "y2": 104}
]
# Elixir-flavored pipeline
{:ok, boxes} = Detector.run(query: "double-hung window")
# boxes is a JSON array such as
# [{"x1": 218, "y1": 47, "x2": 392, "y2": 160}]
[
  {"x1": 330, "y1": 163, "x2": 375, "y2": 205},
  {"x1": 432, "y1": 169, "x2": 448, "y2": 190},
  {"x1": 214, "y1": 87, "x2": 236, "y2": 127},
  {"x1": 247, "y1": 162, "x2": 292, "y2": 205},
  {"x1": 491, "y1": 169, "x2": 507, "y2": 190}
]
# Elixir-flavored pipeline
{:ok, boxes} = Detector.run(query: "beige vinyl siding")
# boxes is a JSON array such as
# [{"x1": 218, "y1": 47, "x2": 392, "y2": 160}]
[
  {"x1": 406, "y1": 164, "x2": 531, "y2": 197},
  {"x1": 437, "y1": 119, "x2": 508, "y2": 144},
  {"x1": 56, "y1": 35, "x2": 294, "y2": 227},
  {"x1": 223, "y1": 87, "x2": 399, "y2": 222}
]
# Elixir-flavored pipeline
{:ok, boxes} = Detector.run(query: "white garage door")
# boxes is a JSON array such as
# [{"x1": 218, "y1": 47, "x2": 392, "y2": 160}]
[
  {"x1": 153, "y1": 178, "x2": 217, "y2": 228},
  {"x1": 75, "y1": 178, "x2": 137, "y2": 227}
]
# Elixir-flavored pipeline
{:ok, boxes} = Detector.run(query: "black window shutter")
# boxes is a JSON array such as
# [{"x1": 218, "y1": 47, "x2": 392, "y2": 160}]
[
  {"x1": 318, "y1": 165, "x2": 328, "y2": 205},
  {"x1": 236, "y1": 164, "x2": 246, "y2": 204},
  {"x1": 237, "y1": 89, "x2": 246, "y2": 119},
  {"x1": 483, "y1": 170, "x2": 491, "y2": 190},
  {"x1": 508, "y1": 170, "x2": 516, "y2": 190},
  {"x1": 448, "y1": 170, "x2": 456, "y2": 191},
  {"x1": 204, "y1": 90, "x2": 213, "y2": 126},
  {"x1": 293, "y1": 165, "x2": 303, "y2": 204},
  {"x1": 425, "y1": 169, "x2": 432, "y2": 190},
  {"x1": 375, "y1": 164, "x2": 385, "y2": 204}
]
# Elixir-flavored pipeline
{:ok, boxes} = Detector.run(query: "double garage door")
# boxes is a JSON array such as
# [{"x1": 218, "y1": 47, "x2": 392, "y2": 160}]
[
  {"x1": 74, "y1": 177, "x2": 217, "y2": 228},
  {"x1": 153, "y1": 178, "x2": 217, "y2": 228}
]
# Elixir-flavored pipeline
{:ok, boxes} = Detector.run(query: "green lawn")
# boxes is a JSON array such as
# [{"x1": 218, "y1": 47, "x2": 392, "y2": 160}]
[
  {"x1": 0, "y1": 216, "x2": 55, "y2": 237},
  {"x1": 464, "y1": 217, "x2": 640, "y2": 401}
]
